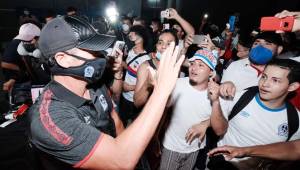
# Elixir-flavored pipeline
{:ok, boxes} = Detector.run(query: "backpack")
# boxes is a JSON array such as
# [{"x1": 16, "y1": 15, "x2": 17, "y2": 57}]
[{"x1": 229, "y1": 86, "x2": 299, "y2": 141}]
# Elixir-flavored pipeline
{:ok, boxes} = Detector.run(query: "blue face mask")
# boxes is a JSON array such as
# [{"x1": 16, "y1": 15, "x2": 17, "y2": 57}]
[
  {"x1": 156, "y1": 52, "x2": 162, "y2": 60},
  {"x1": 249, "y1": 45, "x2": 273, "y2": 65}
]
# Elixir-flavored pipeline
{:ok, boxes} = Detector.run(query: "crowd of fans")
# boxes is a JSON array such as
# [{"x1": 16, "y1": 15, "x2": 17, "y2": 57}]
[{"x1": 1, "y1": 5, "x2": 300, "y2": 170}]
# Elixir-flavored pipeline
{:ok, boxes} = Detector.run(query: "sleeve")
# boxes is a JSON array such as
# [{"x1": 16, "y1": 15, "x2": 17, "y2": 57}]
[
  {"x1": 2, "y1": 40, "x2": 20, "y2": 64},
  {"x1": 30, "y1": 101, "x2": 102, "y2": 167}
]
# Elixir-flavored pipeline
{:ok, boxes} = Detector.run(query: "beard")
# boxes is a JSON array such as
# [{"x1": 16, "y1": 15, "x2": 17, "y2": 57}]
[{"x1": 189, "y1": 79, "x2": 197, "y2": 86}]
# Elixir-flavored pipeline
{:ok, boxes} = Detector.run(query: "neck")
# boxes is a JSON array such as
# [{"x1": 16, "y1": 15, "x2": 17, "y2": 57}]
[
  {"x1": 153, "y1": 57, "x2": 160, "y2": 67},
  {"x1": 133, "y1": 42, "x2": 144, "y2": 53},
  {"x1": 259, "y1": 94, "x2": 287, "y2": 110},
  {"x1": 54, "y1": 75, "x2": 90, "y2": 99},
  {"x1": 190, "y1": 80, "x2": 208, "y2": 91}
]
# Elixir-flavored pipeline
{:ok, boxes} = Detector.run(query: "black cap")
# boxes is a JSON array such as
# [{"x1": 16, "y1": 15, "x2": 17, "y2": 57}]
[
  {"x1": 38, "y1": 15, "x2": 116, "y2": 58},
  {"x1": 254, "y1": 31, "x2": 283, "y2": 46}
]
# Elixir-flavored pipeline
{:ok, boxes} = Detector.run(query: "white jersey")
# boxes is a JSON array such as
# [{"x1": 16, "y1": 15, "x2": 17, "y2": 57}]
[
  {"x1": 163, "y1": 77, "x2": 211, "y2": 153},
  {"x1": 122, "y1": 49, "x2": 150, "y2": 102},
  {"x1": 221, "y1": 58, "x2": 260, "y2": 92},
  {"x1": 218, "y1": 92, "x2": 300, "y2": 169}
]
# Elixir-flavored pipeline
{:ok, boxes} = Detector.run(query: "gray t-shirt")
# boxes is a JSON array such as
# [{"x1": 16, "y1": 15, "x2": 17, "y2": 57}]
[{"x1": 28, "y1": 80, "x2": 115, "y2": 169}]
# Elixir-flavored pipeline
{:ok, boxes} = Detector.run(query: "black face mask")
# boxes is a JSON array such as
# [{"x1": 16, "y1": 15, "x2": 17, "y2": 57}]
[
  {"x1": 50, "y1": 52, "x2": 107, "y2": 83},
  {"x1": 22, "y1": 42, "x2": 36, "y2": 53}
]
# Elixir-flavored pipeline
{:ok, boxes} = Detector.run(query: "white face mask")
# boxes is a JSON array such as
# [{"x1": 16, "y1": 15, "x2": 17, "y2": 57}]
[
  {"x1": 156, "y1": 52, "x2": 162, "y2": 60},
  {"x1": 122, "y1": 24, "x2": 130, "y2": 33},
  {"x1": 17, "y1": 41, "x2": 42, "y2": 58}
]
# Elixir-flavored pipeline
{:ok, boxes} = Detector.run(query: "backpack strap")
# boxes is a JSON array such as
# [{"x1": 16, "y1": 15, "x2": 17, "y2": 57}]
[
  {"x1": 127, "y1": 52, "x2": 148, "y2": 66},
  {"x1": 286, "y1": 102, "x2": 299, "y2": 141},
  {"x1": 228, "y1": 86, "x2": 259, "y2": 121},
  {"x1": 147, "y1": 59, "x2": 157, "y2": 70}
]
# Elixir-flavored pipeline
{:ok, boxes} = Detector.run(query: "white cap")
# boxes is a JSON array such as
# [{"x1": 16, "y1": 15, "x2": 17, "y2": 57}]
[
  {"x1": 189, "y1": 49, "x2": 218, "y2": 70},
  {"x1": 15, "y1": 23, "x2": 40, "y2": 41}
]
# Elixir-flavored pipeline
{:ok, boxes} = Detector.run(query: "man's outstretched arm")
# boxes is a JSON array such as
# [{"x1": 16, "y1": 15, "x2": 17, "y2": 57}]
[
  {"x1": 81, "y1": 42, "x2": 185, "y2": 170},
  {"x1": 208, "y1": 140, "x2": 300, "y2": 161}
]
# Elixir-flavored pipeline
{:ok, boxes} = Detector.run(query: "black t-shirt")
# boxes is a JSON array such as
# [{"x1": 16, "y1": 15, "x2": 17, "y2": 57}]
[
  {"x1": 28, "y1": 80, "x2": 115, "y2": 169},
  {"x1": 2, "y1": 39, "x2": 22, "y2": 65},
  {"x1": 2, "y1": 39, "x2": 31, "y2": 83}
]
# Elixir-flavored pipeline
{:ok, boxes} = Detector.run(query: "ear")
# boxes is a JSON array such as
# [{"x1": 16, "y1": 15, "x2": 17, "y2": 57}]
[
  {"x1": 209, "y1": 70, "x2": 216, "y2": 78},
  {"x1": 277, "y1": 45, "x2": 283, "y2": 54},
  {"x1": 288, "y1": 82, "x2": 300, "y2": 92},
  {"x1": 54, "y1": 52, "x2": 71, "y2": 68}
]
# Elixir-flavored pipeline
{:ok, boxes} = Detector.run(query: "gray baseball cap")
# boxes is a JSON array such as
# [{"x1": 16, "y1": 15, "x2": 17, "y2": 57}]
[{"x1": 38, "y1": 15, "x2": 116, "y2": 58}]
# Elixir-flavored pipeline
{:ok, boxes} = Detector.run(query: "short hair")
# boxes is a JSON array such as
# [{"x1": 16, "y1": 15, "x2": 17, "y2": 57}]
[
  {"x1": 158, "y1": 29, "x2": 179, "y2": 46},
  {"x1": 254, "y1": 31, "x2": 283, "y2": 46},
  {"x1": 66, "y1": 6, "x2": 77, "y2": 13},
  {"x1": 133, "y1": 17, "x2": 146, "y2": 26},
  {"x1": 266, "y1": 59, "x2": 300, "y2": 84},
  {"x1": 122, "y1": 16, "x2": 132, "y2": 24},
  {"x1": 45, "y1": 9, "x2": 56, "y2": 18}
]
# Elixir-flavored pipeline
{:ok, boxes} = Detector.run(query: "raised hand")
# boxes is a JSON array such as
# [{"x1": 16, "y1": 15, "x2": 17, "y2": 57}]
[
  {"x1": 111, "y1": 48, "x2": 123, "y2": 73},
  {"x1": 208, "y1": 79, "x2": 220, "y2": 102},
  {"x1": 275, "y1": 10, "x2": 300, "y2": 32},
  {"x1": 153, "y1": 42, "x2": 185, "y2": 97},
  {"x1": 166, "y1": 8, "x2": 179, "y2": 20},
  {"x1": 198, "y1": 34, "x2": 215, "y2": 51}
]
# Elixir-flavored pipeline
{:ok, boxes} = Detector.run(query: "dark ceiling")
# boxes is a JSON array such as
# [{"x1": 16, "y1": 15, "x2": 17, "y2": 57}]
[{"x1": 0, "y1": 0, "x2": 300, "y2": 42}]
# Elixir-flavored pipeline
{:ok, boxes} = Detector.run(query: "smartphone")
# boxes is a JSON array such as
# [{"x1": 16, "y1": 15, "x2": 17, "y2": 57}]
[
  {"x1": 193, "y1": 35, "x2": 206, "y2": 44},
  {"x1": 110, "y1": 41, "x2": 125, "y2": 56},
  {"x1": 260, "y1": 16, "x2": 294, "y2": 32},
  {"x1": 229, "y1": 16, "x2": 236, "y2": 32},
  {"x1": 160, "y1": 9, "x2": 170, "y2": 18},
  {"x1": 163, "y1": 23, "x2": 170, "y2": 30}
]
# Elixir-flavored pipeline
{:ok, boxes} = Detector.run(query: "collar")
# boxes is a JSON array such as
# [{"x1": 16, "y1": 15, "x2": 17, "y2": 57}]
[
  {"x1": 49, "y1": 80, "x2": 89, "y2": 108},
  {"x1": 255, "y1": 93, "x2": 286, "y2": 112},
  {"x1": 250, "y1": 63, "x2": 264, "y2": 77}
]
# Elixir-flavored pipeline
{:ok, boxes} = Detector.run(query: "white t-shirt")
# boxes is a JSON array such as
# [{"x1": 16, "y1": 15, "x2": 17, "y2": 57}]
[
  {"x1": 122, "y1": 49, "x2": 150, "y2": 102},
  {"x1": 221, "y1": 58, "x2": 261, "y2": 92},
  {"x1": 218, "y1": 92, "x2": 300, "y2": 169},
  {"x1": 163, "y1": 77, "x2": 211, "y2": 153}
]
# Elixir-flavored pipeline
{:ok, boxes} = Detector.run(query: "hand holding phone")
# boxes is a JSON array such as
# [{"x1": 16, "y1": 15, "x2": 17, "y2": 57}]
[
  {"x1": 111, "y1": 41, "x2": 125, "y2": 57},
  {"x1": 161, "y1": 9, "x2": 170, "y2": 19},
  {"x1": 229, "y1": 16, "x2": 236, "y2": 32},
  {"x1": 260, "y1": 16, "x2": 294, "y2": 32},
  {"x1": 192, "y1": 35, "x2": 206, "y2": 44},
  {"x1": 163, "y1": 23, "x2": 170, "y2": 30}
]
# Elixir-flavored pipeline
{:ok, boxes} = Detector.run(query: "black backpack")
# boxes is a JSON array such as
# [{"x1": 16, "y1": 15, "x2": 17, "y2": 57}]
[{"x1": 229, "y1": 86, "x2": 299, "y2": 141}]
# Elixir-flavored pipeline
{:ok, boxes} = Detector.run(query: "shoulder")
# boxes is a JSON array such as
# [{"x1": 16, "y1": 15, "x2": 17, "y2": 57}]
[
  {"x1": 227, "y1": 58, "x2": 248, "y2": 69},
  {"x1": 3, "y1": 39, "x2": 21, "y2": 57},
  {"x1": 139, "y1": 60, "x2": 150, "y2": 69}
]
